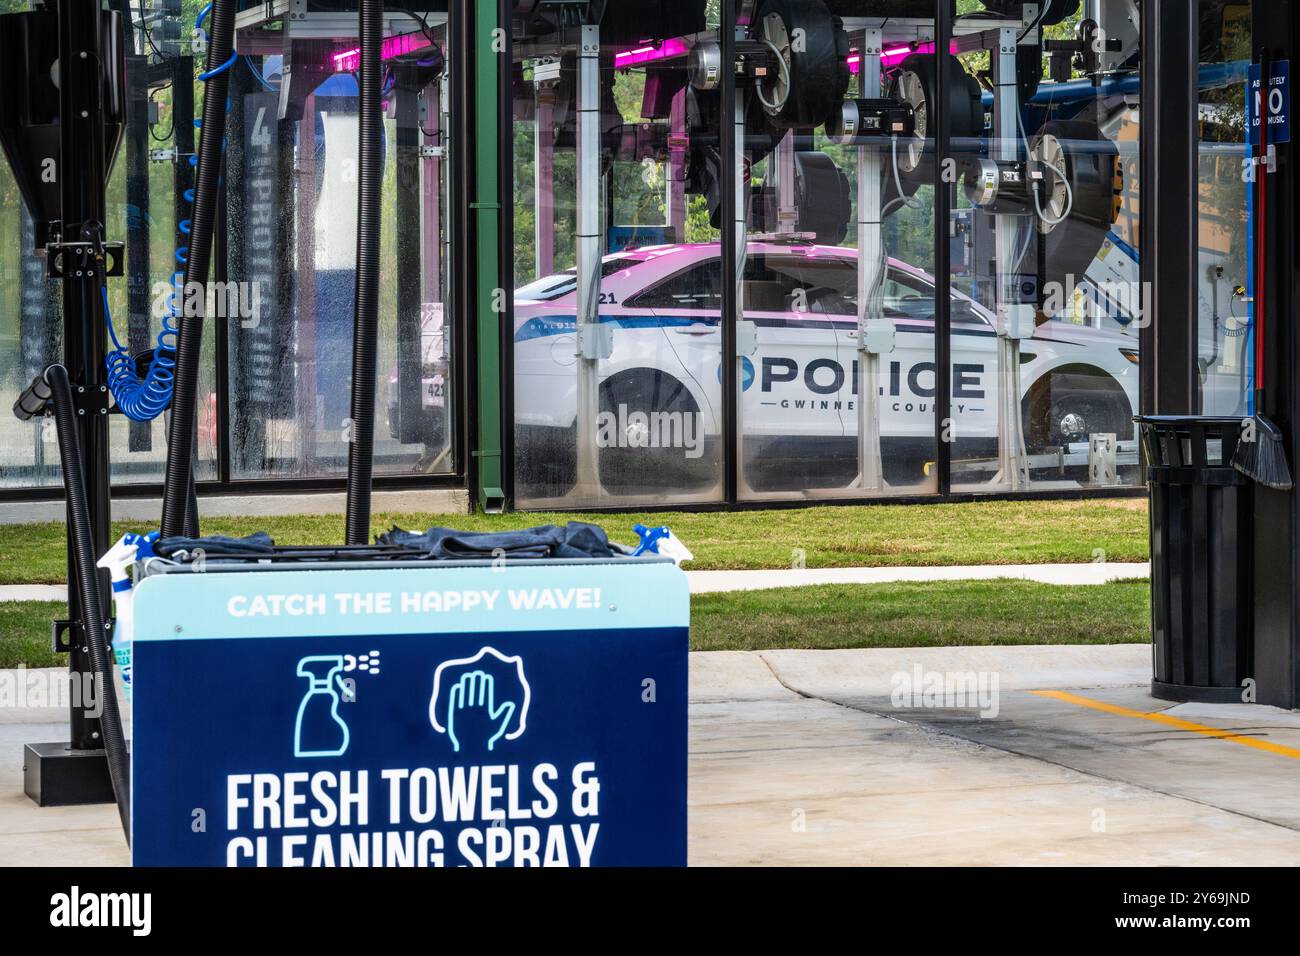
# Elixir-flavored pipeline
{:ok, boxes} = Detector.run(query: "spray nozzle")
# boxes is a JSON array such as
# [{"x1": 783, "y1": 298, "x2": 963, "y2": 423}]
[
  {"x1": 631, "y1": 523, "x2": 694, "y2": 566},
  {"x1": 97, "y1": 532, "x2": 157, "y2": 592}
]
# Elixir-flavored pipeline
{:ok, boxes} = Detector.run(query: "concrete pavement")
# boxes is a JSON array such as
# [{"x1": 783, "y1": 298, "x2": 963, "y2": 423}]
[
  {"x1": 691, "y1": 647, "x2": 1300, "y2": 865},
  {"x1": 4, "y1": 644, "x2": 1298, "y2": 866},
  {"x1": 0, "y1": 586, "x2": 67, "y2": 602},
  {"x1": 686, "y1": 562, "x2": 1150, "y2": 593}
]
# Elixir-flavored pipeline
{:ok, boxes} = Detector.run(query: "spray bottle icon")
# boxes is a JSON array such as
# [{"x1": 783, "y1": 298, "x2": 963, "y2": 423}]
[{"x1": 294, "y1": 655, "x2": 350, "y2": 758}]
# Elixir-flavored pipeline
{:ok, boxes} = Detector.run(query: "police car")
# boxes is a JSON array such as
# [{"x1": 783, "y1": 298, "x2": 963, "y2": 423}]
[{"x1": 512, "y1": 241, "x2": 1138, "y2": 494}]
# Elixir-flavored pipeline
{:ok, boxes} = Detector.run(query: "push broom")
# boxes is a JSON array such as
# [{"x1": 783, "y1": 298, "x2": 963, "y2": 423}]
[{"x1": 1232, "y1": 53, "x2": 1294, "y2": 490}]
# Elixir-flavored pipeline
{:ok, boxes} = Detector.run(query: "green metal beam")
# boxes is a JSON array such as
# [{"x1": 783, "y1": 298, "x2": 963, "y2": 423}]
[{"x1": 470, "y1": 0, "x2": 506, "y2": 512}]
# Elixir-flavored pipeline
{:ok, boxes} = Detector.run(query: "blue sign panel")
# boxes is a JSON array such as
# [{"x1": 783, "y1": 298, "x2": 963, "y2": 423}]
[
  {"x1": 129, "y1": 562, "x2": 688, "y2": 867},
  {"x1": 1248, "y1": 60, "x2": 1291, "y2": 145}
]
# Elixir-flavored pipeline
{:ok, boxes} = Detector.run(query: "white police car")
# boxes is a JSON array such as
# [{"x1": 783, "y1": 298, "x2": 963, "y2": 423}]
[{"x1": 506, "y1": 240, "x2": 1139, "y2": 495}]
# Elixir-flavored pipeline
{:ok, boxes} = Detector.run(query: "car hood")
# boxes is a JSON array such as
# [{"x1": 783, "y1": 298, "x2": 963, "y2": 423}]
[{"x1": 1033, "y1": 320, "x2": 1137, "y2": 352}]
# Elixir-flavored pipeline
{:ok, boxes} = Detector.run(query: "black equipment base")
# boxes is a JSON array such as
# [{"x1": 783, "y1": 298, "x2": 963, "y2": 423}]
[
  {"x1": 1151, "y1": 680, "x2": 1246, "y2": 704},
  {"x1": 23, "y1": 741, "x2": 116, "y2": 806}
]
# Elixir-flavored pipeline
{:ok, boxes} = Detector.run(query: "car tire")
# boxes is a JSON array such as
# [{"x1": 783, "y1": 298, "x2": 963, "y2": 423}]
[
  {"x1": 1022, "y1": 367, "x2": 1133, "y2": 447},
  {"x1": 597, "y1": 369, "x2": 716, "y2": 496},
  {"x1": 514, "y1": 422, "x2": 578, "y2": 501}
]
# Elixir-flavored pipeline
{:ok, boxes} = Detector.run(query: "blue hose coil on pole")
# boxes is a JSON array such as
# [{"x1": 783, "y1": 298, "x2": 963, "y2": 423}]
[{"x1": 103, "y1": 4, "x2": 234, "y2": 422}]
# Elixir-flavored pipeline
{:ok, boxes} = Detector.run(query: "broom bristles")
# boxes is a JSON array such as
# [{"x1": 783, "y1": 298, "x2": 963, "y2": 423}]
[{"x1": 1232, "y1": 415, "x2": 1294, "y2": 490}]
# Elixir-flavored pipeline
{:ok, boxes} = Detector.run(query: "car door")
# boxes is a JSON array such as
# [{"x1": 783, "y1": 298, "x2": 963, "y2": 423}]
[
  {"x1": 739, "y1": 251, "x2": 849, "y2": 441},
  {"x1": 872, "y1": 266, "x2": 998, "y2": 442},
  {"x1": 622, "y1": 253, "x2": 723, "y2": 433}
]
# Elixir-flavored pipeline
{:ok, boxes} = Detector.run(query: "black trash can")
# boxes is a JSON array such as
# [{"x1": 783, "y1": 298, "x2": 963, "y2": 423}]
[{"x1": 1136, "y1": 416, "x2": 1253, "y2": 703}]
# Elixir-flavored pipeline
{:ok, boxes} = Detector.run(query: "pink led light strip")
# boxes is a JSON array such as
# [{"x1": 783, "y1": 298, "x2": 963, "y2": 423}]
[
  {"x1": 611, "y1": 37, "x2": 691, "y2": 67},
  {"x1": 607, "y1": 37, "x2": 954, "y2": 74},
  {"x1": 849, "y1": 41, "x2": 957, "y2": 73},
  {"x1": 333, "y1": 31, "x2": 433, "y2": 72}
]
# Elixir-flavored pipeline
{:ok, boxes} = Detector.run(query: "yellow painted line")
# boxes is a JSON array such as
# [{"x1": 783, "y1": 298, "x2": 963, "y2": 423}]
[{"x1": 1031, "y1": 689, "x2": 1300, "y2": 761}]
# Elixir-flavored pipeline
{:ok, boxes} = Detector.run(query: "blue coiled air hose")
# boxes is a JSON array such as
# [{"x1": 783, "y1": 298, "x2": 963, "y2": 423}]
[{"x1": 104, "y1": 4, "x2": 234, "y2": 422}]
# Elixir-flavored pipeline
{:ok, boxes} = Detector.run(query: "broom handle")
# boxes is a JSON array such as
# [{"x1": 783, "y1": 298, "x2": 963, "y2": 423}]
[{"x1": 1256, "y1": 52, "x2": 1270, "y2": 397}]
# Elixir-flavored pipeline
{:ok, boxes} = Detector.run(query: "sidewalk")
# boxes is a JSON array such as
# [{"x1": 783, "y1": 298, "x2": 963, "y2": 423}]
[
  {"x1": 686, "y1": 562, "x2": 1149, "y2": 593},
  {"x1": 0, "y1": 562, "x2": 1151, "y2": 603}
]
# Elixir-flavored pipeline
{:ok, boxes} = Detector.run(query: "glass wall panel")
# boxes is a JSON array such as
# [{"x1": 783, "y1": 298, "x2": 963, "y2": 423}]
[
  {"x1": 951, "y1": 0, "x2": 1142, "y2": 493},
  {"x1": 0, "y1": 160, "x2": 64, "y2": 490},
  {"x1": 512, "y1": 2, "x2": 724, "y2": 508},
  {"x1": 1195, "y1": 1, "x2": 1251, "y2": 418},
  {"x1": 736, "y1": 3, "x2": 940, "y2": 500},
  {"x1": 226, "y1": 7, "x2": 455, "y2": 480},
  {"x1": 0, "y1": 3, "x2": 452, "y2": 493},
  {"x1": 509, "y1": 0, "x2": 1143, "y2": 507},
  {"x1": 0, "y1": 4, "x2": 217, "y2": 490}
]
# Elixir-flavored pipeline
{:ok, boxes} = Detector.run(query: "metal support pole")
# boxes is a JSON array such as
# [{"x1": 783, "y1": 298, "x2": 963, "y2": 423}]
[
  {"x1": 991, "y1": 23, "x2": 1031, "y2": 490},
  {"x1": 21, "y1": 0, "x2": 120, "y2": 806},
  {"x1": 775, "y1": 132, "x2": 796, "y2": 234},
  {"x1": 732, "y1": 22, "x2": 752, "y2": 496},
  {"x1": 720, "y1": 0, "x2": 738, "y2": 503},
  {"x1": 395, "y1": 66, "x2": 424, "y2": 449},
  {"x1": 534, "y1": 82, "x2": 555, "y2": 279},
  {"x1": 58, "y1": 0, "x2": 112, "y2": 759},
  {"x1": 465, "y1": 0, "x2": 508, "y2": 511},
  {"x1": 573, "y1": 23, "x2": 604, "y2": 497},
  {"x1": 124, "y1": 51, "x2": 151, "y2": 454},
  {"x1": 934, "y1": 0, "x2": 953, "y2": 496},
  {"x1": 422, "y1": 79, "x2": 442, "y2": 303},
  {"x1": 439, "y1": 71, "x2": 453, "y2": 302},
  {"x1": 855, "y1": 27, "x2": 890, "y2": 492},
  {"x1": 343, "y1": 0, "x2": 384, "y2": 544},
  {"x1": 667, "y1": 86, "x2": 687, "y2": 242}
]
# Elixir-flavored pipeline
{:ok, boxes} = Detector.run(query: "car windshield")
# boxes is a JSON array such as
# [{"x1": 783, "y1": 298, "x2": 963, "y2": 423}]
[
  {"x1": 626, "y1": 250, "x2": 989, "y2": 326},
  {"x1": 515, "y1": 255, "x2": 640, "y2": 301}
]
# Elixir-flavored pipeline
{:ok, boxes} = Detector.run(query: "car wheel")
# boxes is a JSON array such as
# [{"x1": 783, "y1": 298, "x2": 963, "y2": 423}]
[
  {"x1": 597, "y1": 369, "x2": 715, "y2": 496},
  {"x1": 1047, "y1": 394, "x2": 1126, "y2": 444},
  {"x1": 1023, "y1": 368, "x2": 1133, "y2": 447},
  {"x1": 514, "y1": 422, "x2": 577, "y2": 501}
]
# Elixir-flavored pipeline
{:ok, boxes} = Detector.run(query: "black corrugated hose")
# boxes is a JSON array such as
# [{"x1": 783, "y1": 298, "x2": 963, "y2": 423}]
[
  {"x1": 46, "y1": 364, "x2": 131, "y2": 842},
  {"x1": 158, "y1": 0, "x2": 237, "y2": 538},
  {"x1": 345, "y1": 0, "x2": 384, "y2": 545}
]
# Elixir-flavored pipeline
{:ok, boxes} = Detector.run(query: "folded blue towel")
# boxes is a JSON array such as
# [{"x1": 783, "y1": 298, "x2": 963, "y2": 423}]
[{"x1": 378, "y1": 521, "x2": 617, "y2": 560}]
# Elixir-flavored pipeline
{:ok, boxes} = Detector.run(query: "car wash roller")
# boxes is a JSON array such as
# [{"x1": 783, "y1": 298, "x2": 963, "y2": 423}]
[
  {"x1": 1026, "y1": 119, "x2": 1122, "y2": 291},
  {"x1": 885, "y1": 53, "x2": 984, "y2": 196},
  {"x1": 687, "y1": 0, "x2": 849, "y2": 131}
]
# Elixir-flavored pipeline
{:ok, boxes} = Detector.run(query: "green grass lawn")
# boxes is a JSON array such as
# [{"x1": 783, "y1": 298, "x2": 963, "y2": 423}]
[
  {"x1": 690, "y1": 579, "x2": 1151, "y2": 651},
  {"x1": 0, "y1": 498, "x2": 1148, "y2": 585},
  {"x1": 0, "y1": 601, "x2": 63, "y2": 668},
  {"x1": 0, "y1": 579, "x2": 1151, "y2": 667}
]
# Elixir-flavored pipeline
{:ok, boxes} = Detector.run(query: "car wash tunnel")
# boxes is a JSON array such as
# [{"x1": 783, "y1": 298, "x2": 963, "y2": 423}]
[
  {"x1": 0, "y1": 0, "x2": 1159, "y2": 512},
  {"x1": 4, "y1": 0, "x2": 1300, "y2": 878}
]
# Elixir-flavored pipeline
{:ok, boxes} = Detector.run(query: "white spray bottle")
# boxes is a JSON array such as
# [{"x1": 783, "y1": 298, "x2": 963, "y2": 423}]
[
  {"x1": 631, "y1": 524, "x2": 694, "y2": 566},
  {"x1": 97, "y1": 533, "x2": 149, "y2": 701}
]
